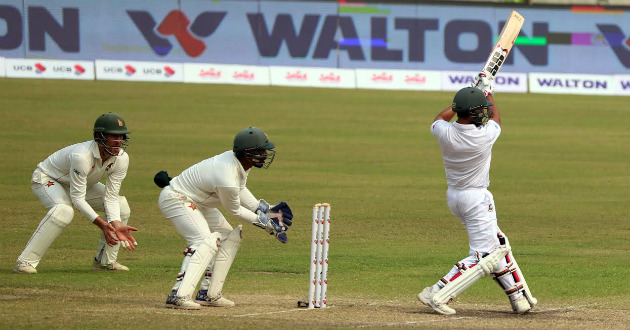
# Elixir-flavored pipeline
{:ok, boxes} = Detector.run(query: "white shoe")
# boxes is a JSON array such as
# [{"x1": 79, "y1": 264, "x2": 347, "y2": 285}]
[
  {"x1": 418, "y1": 286, "x2": 456, "y2": 315},
  {"x1": 165, "y1": 293, "x2": 201, "y2": 310},
  {"x1": 511, "y1": 295, "x2": 532, "y2": 314},
  {"x1": 197, "y1": 292, "x2": 235, "y2": 307},
  {"x1": 92, "y1": 260, "x2": 129, "y2": 271},
  {"x1": 13, "y1": 260, "x2": 37, "y2": 274}
]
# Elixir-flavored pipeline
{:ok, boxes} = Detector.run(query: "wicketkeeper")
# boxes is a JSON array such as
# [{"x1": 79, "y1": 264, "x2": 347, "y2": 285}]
[
  {"x1": 418, "y1": 75, "x2": 537, "y2": 315},
  {"x1": 14, "y1": 113, "x2": 138, "y2": 274},
  {"x1": 154, "y1": 127, "x2": 293, "y2": 310}
]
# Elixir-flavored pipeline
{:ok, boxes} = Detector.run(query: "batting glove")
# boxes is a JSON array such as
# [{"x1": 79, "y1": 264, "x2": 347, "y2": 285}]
[{"x1": 471, "y1": 73, "x2": 494, "y2": 96}]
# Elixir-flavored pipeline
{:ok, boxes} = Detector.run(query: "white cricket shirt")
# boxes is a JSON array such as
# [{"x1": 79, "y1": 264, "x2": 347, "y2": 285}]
[
  {"x1": 34, "y1": 141, "x2": 129, "y2": 222},
  {"x1": 431, "y1": 120, "x2": 501, "y2": 189},
  {"x1": 169, "y1": 150, "x2": 259, "y2": 224}
]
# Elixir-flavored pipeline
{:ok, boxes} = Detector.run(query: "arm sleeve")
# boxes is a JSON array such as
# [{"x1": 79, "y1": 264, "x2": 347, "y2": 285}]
[
  {"x1": 68, "y1": 153, "x2": 99, "y2": 221},
  {"x1": 239, "y1": 187, "x2": 259, "y2": 212},
  {"x1": 217, "y1": 186, "x2": 258, "y2": 224},
  {"x1": 103, "y1": 154, "x2": 129, "y2": 223},
  {"x1": 486, "y1": 120, "x2": 502, "y2": 143},
  {"x1": 430, "y1": 120, "x2": 447, "y2": 139}
]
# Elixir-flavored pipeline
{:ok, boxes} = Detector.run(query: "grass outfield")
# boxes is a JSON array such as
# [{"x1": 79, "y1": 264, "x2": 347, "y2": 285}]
[{"x1": 0, "y1": 78, "x2": 628, "y2": 329}]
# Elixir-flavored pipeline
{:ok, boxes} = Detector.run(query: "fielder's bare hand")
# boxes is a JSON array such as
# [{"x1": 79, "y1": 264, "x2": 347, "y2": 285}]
[{"x1": 112, "y1": 222, "x2": 138, "y2": 250}]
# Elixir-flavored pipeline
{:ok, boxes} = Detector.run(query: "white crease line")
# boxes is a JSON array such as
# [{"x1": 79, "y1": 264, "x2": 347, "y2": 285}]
[
  {"x1": 355, "y1": 316, "x2": 472, "y2": 328},
  {"x1": 234, "y1": 308, "x2": 316, "y2": 318},
  {"x1": 530, "y1": 303, "x2": 599, "y2": 314}
]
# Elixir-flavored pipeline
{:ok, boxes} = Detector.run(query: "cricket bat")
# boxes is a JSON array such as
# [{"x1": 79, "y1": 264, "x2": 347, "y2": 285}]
[{"x1": 481, "y1": 10, "x2": 525, "y2": 80}]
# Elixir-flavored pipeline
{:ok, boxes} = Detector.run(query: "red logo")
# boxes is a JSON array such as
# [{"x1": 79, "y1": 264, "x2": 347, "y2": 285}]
[
  {"x1": 74, "y1": 64, "x2": 85, "y2": 75},
  {"x1": 233, "y1": 70, "x2": 254, "y2": 80},
  {"x1": 35, "y1": 63, "x2": 46, "y2": 73},
  {"x1": 188, "y1": 203, "x2": 197, "y2": 211},
  {"x1": 404, "y1": 74, "x2": 426, "y2": 84},
  {"x1": 200, "y1": 68, "x2": 222, "y2": 78},
  {"x1": 371, "y1": 73, "x2": 393, "y2": 82},
  {"x1": 164, "y1": 66, "x2": 175, "y2": 77},
  {"x1": 125, "y1": 65, "x2": 136, "y2": 75},
  {"x1": 44, "y1": 181, "x2": 55, "y2": 187},
  {"x1": 286, "y1": 71, "x2": 307, "y2": 81},
  {"x1": 319, "y1": 73, "x2": 340, "y2": 83}
]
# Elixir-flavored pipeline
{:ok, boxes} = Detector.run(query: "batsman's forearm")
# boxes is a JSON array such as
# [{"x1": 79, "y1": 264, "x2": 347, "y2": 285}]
[
  {"x1": 433, "y1": 106, "x2": 456, "y2": 123},
  {"x1": 487, "y1": 95, "x2": 500, "y2": 125}
]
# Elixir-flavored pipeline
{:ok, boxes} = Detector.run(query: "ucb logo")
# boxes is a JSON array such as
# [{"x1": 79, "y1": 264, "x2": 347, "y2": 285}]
[{"x1": 127, "y1": 10, "x2": 226, "y2": 58}]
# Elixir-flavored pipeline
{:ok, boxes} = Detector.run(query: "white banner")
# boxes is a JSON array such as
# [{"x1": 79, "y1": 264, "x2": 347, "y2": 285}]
[
  {"x1": 613, "y1": 75, "x2": 630, "y2": 96},
  {"x1": 270, "y1": 66, "x2": 355, "y2": 89},
  {"x1": 442, "y1": 71, "x2": 528, "y2": 93},
  {"x1": 0, "y1": 57, "x2": 5, "y2": 78},
  {"x1": 5, "y1": 58, "x2": 94, "y2": 80},
  {"x1": 529, "y1": 72, "x2": 616, "y2": 95},
  {"x1": 356, "y1": 69, "x2": 441, "y2": 91},
  {"x1": 95, "y1": 60, "x2": 183, "y2": 82},
  {"x1": 184, "y1": 63, "x2": 270, "y2": 85}
]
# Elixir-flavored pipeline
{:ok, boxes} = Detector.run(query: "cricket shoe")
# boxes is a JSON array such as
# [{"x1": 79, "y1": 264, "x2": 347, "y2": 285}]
[
  {"x1": 510, "y1": 295, "x2": 532, "y2": 314},
  {"x1": 13, "y1": 260, "x2": 37, "y2": 274},
  {"x1": 165, "y1": 292, "x2": 201, "y2": 310},
  {"x1": 417, "y1": 286, "x2": 456, "y2": 315},
  {"x1": 195, "y1": 290, "x2": 235, "y2": 307},
  {"x1": 92, "y1": 260, "x2": 129, "y2": 271}
]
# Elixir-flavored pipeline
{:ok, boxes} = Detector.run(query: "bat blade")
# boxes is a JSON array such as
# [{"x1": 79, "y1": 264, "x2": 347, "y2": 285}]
[{"x1": 481, "y1": 10, "x2": 525, "y2": 80}]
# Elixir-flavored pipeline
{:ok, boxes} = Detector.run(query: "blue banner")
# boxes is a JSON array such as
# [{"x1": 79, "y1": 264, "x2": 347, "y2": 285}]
[{"x1": 0, "y1": 0, "x2": 628, "y2": 74}]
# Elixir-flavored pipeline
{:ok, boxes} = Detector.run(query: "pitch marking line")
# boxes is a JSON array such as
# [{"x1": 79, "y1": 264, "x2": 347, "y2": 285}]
[
  {"x1": 530, "y1": 303, "x2": 598, "y2": 314},
  {"x1": 355, "y1": 316, "x2": 472, "y2": 328},
  {"x1": 234, "y1": 308, "x2": 322, "y2": 318}
]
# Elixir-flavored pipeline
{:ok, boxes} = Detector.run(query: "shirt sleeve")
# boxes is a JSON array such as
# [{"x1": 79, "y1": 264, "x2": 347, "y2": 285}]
[
  {"x1": 430, "y1": 120, "x2": 448, "y2": 139},
  {"x1": 217, "y1": 186, "x2": 258, "y2": 224},
  {"x1": 239, "y1": 187, "x2": 259, "y2": 212},
  {"x1": 486, "y1": 120, "x2": 502, "y2": 143},
  {"x1": 103, "y1": 153, "x2": 129, "y2": 223},
  {"x1": 68, "y1": 153, "x2": 99, "y2": 222}
]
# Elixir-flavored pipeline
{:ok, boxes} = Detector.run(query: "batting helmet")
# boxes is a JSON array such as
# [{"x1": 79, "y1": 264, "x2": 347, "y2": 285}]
[
  {"x1": 452, "y1": 87, "x2": 493, "y2": 127},
  {"x1": 233, "y1": 127, "x2": 275, "y2": 169}
]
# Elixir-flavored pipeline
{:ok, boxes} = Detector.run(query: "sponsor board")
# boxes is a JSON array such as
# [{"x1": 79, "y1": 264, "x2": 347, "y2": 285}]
[
  {"x1": 0, "y1": 57, "x2": 5, "y2": 77},
  {"x1": 269, "y1": 66, "x2": 356, "y2": 89},
  {"x1": 614, "y1": 75, "x2": 630, "y2": 96},
  {"x1": 442, "y1": 71, "x2": 528, "y2": 93},
  {"x1": 5, "y1": 58, "x2": 94, "y2": 80},
  {"x1": 184, "y1": 63, "x2": 270, "y2": 85},
  {"x1": 95, "y1": 60, "x2": 183, "y2": 82},
  {"x1": 529, "y1": 72, "x2": 615, "y2": 95},
  {"x1": 356, "y1": 69, "x2": 441, "y2": 90}
]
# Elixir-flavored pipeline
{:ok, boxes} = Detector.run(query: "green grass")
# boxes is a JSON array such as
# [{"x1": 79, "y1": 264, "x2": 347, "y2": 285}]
[{"x1": 0, "y1": 78, "x2": 628, "y2": 329}]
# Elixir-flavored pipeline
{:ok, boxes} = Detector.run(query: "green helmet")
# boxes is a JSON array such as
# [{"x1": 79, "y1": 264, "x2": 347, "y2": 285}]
[
  {"x1": 93, "y1": 113, "x2": 130, "y2": 156},
  {"x1": 452, "y1": 87, "x2": 493, "y2": 127},
  {"x1": 233, "y1": 127, "x2": 275, "y2": 169},
  {"x1": 94, "y1": 113, "x2": 131, "y2": 135}
]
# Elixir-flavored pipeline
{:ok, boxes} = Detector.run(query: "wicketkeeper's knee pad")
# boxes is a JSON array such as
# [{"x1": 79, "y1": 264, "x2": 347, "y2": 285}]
[{"x1": 49, "y1": 204, "x2": 74, "y2": 227}]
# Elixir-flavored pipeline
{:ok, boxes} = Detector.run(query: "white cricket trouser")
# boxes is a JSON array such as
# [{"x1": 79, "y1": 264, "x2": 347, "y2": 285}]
[
  {"x1": 18, "y1": 170, "x2": 130, "y2": 268},
  {"x1": 158, "y1": 186, "x2": 233, "y2": 294},
  {"x1": 440, "y1": 187, "x2": 508, "y2": 281}
]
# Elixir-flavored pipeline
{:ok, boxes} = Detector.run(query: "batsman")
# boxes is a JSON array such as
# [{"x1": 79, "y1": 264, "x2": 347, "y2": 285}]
[
  {"x1": 154, "y1": 127, "x2": 293, "y2": 309},
  {"x1": 418, "y1": 75, "x2": 537, "y2": 315}
]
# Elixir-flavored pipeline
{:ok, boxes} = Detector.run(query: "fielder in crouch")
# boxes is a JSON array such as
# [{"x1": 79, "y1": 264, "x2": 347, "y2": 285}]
[
  {"x1": 155, "y1": 127, "x2": 292, "y2": 310},
  {"x1": 418, "y1": 76, "x2": 537, "y2": 315},
  {"x1": 14, "y1": 113, "x2": 138, "y2": 274}
]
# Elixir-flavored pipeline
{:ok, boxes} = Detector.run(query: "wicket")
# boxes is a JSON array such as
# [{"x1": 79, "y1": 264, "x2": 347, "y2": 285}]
[{"x1": 308, "y1": 203, "x2": 331, "y2": 309}]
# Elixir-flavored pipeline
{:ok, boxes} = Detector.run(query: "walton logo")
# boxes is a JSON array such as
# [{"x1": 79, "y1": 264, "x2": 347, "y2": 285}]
[{"x1": 127, "y1": 10, "x2": 226, "y2": 58}]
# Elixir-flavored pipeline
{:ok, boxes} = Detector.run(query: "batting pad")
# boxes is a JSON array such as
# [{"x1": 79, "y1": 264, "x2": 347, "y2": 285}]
[
  {"x1": 177, "y1": 232, "x2": 221, "y2": 298},
  {"x1": 432, "y1": 246, "x2": 510, "y2": 306},
  {"x1": 208, "y1": 225, "x2": 243, "y2": 298}
]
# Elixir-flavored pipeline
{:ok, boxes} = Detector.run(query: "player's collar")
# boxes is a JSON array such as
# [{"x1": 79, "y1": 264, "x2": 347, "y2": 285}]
[{"x1": 453, "y1": 122, "x2": 477, "y2": 130}]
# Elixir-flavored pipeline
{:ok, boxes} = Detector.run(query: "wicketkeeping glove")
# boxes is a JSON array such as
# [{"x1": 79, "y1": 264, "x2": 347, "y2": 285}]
[
  {"x1": 270, "y1": 201, "x2": 293, "y2": 227},
  {"x1": 471, "y1": 73, "x2": 494, "y2": 97},
  {"x1": 254, "y1": 210, "x2": 287, "y2": 243},
  {"x1": 154, "y1": 170, "x2": 172, "y2": 188}
]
